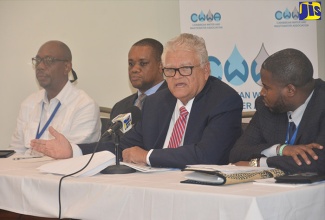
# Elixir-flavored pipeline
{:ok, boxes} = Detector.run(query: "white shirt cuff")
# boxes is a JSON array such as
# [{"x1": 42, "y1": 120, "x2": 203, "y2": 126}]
[
  {"x1": 261, "y1": 144, "x2": 279, "y2": 157},
  {"x1": 259, "y1": 157, "x2": 268, "y2": 167},
  {"x1": 146, "y1": 149, "x2": 153, "y2": 166},
  {"x1": 71, "y1": 143, "x2": 83, "y2": 157}
]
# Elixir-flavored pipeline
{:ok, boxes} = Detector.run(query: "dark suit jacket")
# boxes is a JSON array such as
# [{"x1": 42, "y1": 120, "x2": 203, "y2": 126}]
[
  {"x1": 101, "y1": 81, "x2": 168, "y2": 132},
  {"x1": 82, "y1": 76, "x2": 243, "y2": 168},
  {"x1": 110, "y1": 81, "x2": 168, "y2": 119},
  {"x1": 229, "y1": 79, "x2": 325, "y2": 174}
]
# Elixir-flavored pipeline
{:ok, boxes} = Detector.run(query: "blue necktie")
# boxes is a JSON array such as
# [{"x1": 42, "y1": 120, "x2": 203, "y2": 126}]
[{"x1": 288, "y1": 116, "x2": 296, "y2": 141}]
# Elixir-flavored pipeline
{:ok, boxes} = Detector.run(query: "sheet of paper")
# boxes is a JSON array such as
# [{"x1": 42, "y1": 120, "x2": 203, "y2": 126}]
[
  {"x1": 120, "y1": 162, "x2": 175, "y2": 172},
  {"x1": 186, "y1": 164, "x2": 274, "y2": 174},
  {"x1": 37, "y1": 151, "x2": 115, "y2": 177}
]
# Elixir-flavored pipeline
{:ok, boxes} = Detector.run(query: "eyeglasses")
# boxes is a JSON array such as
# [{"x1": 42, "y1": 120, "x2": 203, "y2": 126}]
[
  {"x1": 162, "y1": 64, "x2": 201, "y2": 77},
  {"x1": 32, "y1": 56, "x2": 68, "y2": 68}
]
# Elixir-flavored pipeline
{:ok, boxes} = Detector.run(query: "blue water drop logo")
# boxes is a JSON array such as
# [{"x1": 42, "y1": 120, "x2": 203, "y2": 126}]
[
  {"x1": 251, "y1": 44, "x2": 269, "y2": 85},
  {"x1": 283, "y1": 8, "x2": 291, "y2": 20},
  {"x1": 224, "y1": 45, "x2": 249, "y2": 86},
  {"x1": 209, "y1": 56, "x2": 223, "y2": 80},
  {"x1": 199, "y1": 11, "x2": 206, "y2": 22}
]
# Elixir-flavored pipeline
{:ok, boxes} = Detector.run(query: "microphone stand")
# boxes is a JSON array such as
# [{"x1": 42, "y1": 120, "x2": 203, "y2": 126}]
[{"x1": 100, "y1": 131, "x2": 136, "y2": 174}]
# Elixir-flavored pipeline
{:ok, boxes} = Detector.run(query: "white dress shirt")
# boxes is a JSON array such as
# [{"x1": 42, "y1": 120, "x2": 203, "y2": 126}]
[
  {"x1": 146, "y1": 98, "x2": 194, "y2": 165},
  {"x1": 10, "y1": 81, "x2": 101, "y2": 154},
  {"x1": 260, "y1": 90, "x2": 314, "y2": 167}
]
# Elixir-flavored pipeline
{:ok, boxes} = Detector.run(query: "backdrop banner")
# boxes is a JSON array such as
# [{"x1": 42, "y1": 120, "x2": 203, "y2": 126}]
[{"x1": 179, "y1": 0, "x2": 318, "y2": 111}]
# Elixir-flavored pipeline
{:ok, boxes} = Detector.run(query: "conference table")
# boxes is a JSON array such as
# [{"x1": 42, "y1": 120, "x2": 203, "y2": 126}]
[{"x1": 0, "y1": 155, "x2": 324, "y2": 220}]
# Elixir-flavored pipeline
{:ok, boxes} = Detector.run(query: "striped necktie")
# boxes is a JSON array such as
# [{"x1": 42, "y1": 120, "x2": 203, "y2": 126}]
[
  {"x1": 135, "y1": 93, "x2": 146, "y2": 110},
  {"x1": 168, "y1": 106, "x2": 189, "y2": 148}
]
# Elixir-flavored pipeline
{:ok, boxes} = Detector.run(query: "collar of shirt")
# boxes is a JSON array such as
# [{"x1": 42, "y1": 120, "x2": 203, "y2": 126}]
[
  {"x1": 137, "y1": 80, "x2": 165, "y2": 97},
  {"x1": 174, "y1": 98, "x2": 194, "y2": 119},
  {"x1": 40, "y1": 81, "x2": 72, "y2": 106},
  {"x1": 287, "y1": 89, "x2": 314, "y2": 126}
]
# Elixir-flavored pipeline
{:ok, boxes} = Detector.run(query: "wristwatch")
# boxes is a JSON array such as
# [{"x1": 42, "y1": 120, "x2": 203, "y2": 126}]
[{"x1": 249, "y1": 158, "x2": 259, "y2": 167}]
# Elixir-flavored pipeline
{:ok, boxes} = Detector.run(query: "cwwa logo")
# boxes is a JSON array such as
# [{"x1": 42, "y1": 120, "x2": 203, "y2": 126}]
[
  {"x1": 191, "y1": 10, "x2": 221, "y2": 22},
  {"x1": 209, "y1": 44, "x2": 269, "y2": 86},
  {"x1": 275, "y1": 7, "x2": 300, "y2": 20},
  {"x1": 299, "y1": 2, "x2": 321, "y2": 20}
]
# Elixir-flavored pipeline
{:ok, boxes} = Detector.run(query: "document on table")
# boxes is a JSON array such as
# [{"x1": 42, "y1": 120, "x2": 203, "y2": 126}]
[
  {"x1": 120, "y1": 162, "x2": 174, "y2": 172},
  {"x1": 37, "y1": 151, "x2": 174, "y2": 177},
  {"x1": 37, "y1": 151, "x2": 115, "y2": 177}
]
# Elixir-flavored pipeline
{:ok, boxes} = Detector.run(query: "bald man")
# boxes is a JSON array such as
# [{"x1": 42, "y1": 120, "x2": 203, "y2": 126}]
[{"x1": 10, "y1": 40, "x2": 101, "y2": 156}]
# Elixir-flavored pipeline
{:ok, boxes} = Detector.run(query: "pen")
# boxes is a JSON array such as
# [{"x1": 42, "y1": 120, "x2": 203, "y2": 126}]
[{"x1": 13, "y1": 156, "x2": 42, "y2": 160}]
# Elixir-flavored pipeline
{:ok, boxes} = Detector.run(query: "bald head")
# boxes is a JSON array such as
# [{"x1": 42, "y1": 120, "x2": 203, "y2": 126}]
[
  {"x1": 38, "y1": 40, "x2": 72, "y2": 61},
  {"x1": 35, "y1": 40, "x2": 73, "y2": 100}
]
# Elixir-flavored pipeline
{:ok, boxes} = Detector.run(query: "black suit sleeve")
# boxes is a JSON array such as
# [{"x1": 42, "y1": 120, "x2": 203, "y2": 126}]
[{"x1": 266, "y1": 116, "x2": 325, "y2": 174}]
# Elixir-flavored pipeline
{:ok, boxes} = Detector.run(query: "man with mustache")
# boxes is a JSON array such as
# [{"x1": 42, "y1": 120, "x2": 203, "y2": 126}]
[
  {"x1": 10, "y1": 40, "x2": 101, "y2": 155},
  {"x1": 230, "y1": 48, "x2": 325, "y2": 174}
]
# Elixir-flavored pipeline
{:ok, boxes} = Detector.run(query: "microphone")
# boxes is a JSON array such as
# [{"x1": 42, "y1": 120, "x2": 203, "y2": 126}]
[
  {"x1": 104, "y1": 106, "x2": 141, "y2": 137},
  {"x1": 100, "y1": 106, "x2": 141, "y2": 174}
]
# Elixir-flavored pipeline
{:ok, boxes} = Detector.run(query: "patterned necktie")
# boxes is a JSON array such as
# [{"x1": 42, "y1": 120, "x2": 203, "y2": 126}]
[
  {"x1": 168, "y1": 106, "x2": 189, "y2": 148},
  {"x1": 135, "y1": 93, "x2": 146, "y2": 110}
]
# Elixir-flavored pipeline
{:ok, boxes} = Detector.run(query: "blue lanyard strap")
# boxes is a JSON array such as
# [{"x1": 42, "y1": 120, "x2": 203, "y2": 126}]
[
  {"x1": 36, "y1": 101, "x2": 61, "y2": 139},
  {"x1": 285, "y1": 123, "x2": 299, "y2": 145}
]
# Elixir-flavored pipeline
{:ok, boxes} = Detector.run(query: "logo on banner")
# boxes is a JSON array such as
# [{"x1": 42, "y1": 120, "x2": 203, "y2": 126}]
[
  {"x1": 275, "y1": 7, "x2": 300, "y2": 20},
  {"x1": 251, "y1": 44, "x2": 269, "y2": 85},
  {"x1": 274, "y1": 6, "x2": 310, "y2": 27},
  {"x1": 189, "y1": 10, "x2": 223, "y2": 30},
  {"x1": 299, "y1": 2, "x2": 321, "y2": 20},
  {"x1": 209, "y1": 44, "x2": 269, "y2": 86},
  {"x1": 224, "y1": 46, "x2": 249, "y2": 86}
]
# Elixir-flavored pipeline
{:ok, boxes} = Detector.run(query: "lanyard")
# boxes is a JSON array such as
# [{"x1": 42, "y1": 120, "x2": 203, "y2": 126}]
[
  {"x1": 36, "y1": 101, "x2": 61, "y2": 139},
  {"x1": 285, "y1": 123, "x2": 299, "y2": 145}
]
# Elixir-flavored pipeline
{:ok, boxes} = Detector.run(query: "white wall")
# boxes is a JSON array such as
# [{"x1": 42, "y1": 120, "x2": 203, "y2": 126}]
[
  {"x1": 0, "y1": 0, "x2": 181, "y2": 149},
  {"x1": 0, "y1": 0, "x2": 324, "y2": 149}
]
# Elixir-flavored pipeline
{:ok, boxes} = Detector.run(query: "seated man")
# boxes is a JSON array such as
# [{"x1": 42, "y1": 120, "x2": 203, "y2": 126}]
[
  {"x1": 108, "y1": 38, "x2": 167, "y2": 121},
  {"x1": 31, "y1": 33, "x2": 243, "y2": 169},
  {"x1": 10, "y1": 40, "x2": 101, "y2": 155},
  {"x1": 229, "y1": 48, "x2": 325, "y2": 174}
]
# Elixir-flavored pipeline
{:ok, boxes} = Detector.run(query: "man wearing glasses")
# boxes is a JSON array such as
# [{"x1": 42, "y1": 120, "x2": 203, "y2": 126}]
[
  {"x1": 10, "y1": 40, "x2": 101, "y2": 156},
  {"x1": 32, "y1": 34, "x2": 242, "y2": 168}
]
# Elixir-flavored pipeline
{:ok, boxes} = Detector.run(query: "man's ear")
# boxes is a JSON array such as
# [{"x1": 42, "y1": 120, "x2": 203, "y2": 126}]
[
  {"x1": 286, "y1": 84, "x2": 296, "y2": 97},
  {"x1": 64, "y1": 62, "x2": 72, "y2": 75}
]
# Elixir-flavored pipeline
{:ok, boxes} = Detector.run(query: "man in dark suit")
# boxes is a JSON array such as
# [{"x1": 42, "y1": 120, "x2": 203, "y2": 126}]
[
  {"x1": 31, "y1": 33, "x2": 243, "y2": 169},
  {"x1": 109, "y1": 38, "x2": 167, "y2": 120},
  {"x1": 229, "y1": 48, "x2": 325, "y2": 174}
]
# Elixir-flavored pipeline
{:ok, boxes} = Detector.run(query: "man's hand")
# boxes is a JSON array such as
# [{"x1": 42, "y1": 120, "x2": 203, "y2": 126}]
[
  {"x1": 122, "y1": 146, "x2": 148, "y2": 165},
  {"x1": 282, "y1": 143, "x2": 323, "y2": 166},
  {"x1": 30, "y1": 126, "x2": 73, "y2": 159}
]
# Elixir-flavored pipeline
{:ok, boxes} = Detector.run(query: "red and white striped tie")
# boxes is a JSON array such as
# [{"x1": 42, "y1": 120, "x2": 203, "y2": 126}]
[{"x1": 168, "y1": 106, "x2": 189, "y2": 148}]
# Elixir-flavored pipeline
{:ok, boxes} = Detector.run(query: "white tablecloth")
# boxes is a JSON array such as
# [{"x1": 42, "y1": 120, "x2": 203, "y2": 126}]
[{"x1": 0, "y1": 156, "x2": 324, "y2": 220}]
